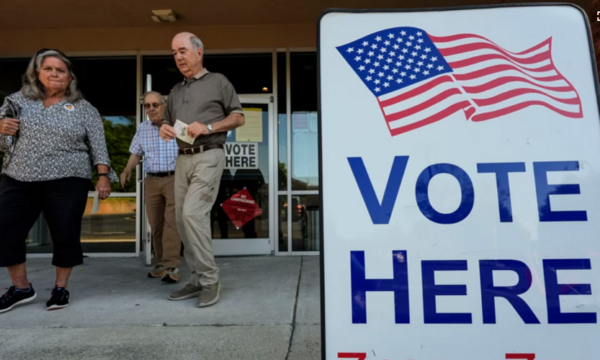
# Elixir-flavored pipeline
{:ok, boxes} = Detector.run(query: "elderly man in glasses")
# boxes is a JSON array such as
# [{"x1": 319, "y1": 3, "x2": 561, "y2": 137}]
[{"x1": 121, "y1": 91, "x2": 182, "y2": 283}]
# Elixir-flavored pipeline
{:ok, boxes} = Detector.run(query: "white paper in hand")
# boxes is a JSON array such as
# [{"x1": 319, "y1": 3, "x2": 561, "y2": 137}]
[{"x1": 173, "y1": 119, "x2": 195, "y2": 144}]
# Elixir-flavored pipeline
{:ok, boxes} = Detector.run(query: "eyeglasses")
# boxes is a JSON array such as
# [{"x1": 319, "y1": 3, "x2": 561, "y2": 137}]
[{"x1": 144, "y1": 102, "x2": 163, "y2": 109}]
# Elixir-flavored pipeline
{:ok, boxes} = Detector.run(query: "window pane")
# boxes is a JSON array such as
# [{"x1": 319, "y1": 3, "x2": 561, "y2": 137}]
[
  {"x1": 0, "y1": 58, "x2": 29, "y2": 104},
  {"x1": 71, "y1": 57, "x2": 137, "y2": 252},
  {"x1": 70, "y1": 57, "x2": 138, "y2": 195},
  {"x1": 278, "y1": 195, "x2": 289, "y2": 252},
  {"x1": 143, "y1": 53, "x2": 273, "y2": 95},
  {"x1": 211, "y1": 103, "x2": 270, "y2": 240},
  {"x1": 277, "y1": 52, "x2": 288, "y2": 191},
  {"x1": 290, "y1": 53, "x2": 319, "y2": 190},
  {"x1": 291, "y1": 195, "x2": 320, "y2": 252},
  {"x1": 80, "y1": 196, "x2": 137, "y2": 252}
]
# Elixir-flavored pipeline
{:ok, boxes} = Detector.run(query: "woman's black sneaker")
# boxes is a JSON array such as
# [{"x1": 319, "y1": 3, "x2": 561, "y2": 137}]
[
  {"x1": 46, "y1": 286, "x2": 70, "y2": 311},
  {"x1": 0, "y1": 284, "x2": 37, "y2": 314}
]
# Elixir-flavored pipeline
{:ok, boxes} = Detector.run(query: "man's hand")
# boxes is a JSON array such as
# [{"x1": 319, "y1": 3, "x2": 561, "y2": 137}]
[
  {"x1": 159, "y1": 124, "x2": 176, "y2": 141},
  {"x1": 120, "y1": 169, "x2": 131, "y2": 188},
  {"x1": 0, "y1": 118, "x2": 20, "y2": 136},
  {"x1": 187, "y1": 122, "x2": 209, "y2": 138}
]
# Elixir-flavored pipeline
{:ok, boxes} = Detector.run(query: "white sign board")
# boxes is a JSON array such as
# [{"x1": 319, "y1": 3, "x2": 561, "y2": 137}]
[
  {"x1": 319, "y1": 5, "x2": 600, "y2": 360},
  {"x1": 225, "y1": 142, "x2": 258, "y2": 169}
]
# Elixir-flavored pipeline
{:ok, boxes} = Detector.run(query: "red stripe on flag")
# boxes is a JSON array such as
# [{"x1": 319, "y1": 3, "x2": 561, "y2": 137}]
[
  {"x1": 383, "y1": 88, "x2": 463, "y2": 122},
  {"x1": 449, "y1": 52, "x2": 551, "y2": 69},
  {"x1": 461, "y1": 76, "x2": 573, "y2": 94},
  {"x1": 379, "y1": 75, "x2": 454, "y2": 108},
  {"x1": 452, "y1": 64, "x2": 561, "y2": 82},
  {"x1": 473, "y1": 88, "x2": 580, "y2": 107},
  {"x1": 439, "y1": 40, "x2": 550, "y2": 64},
  {"x1": 464, "y1": 106, "x2": 476, "y2": 119},
  {"x1": 388, "y1": 100, "x2": 472, "y2": 136},
  {"x1": 471, "y1": 100, "x2": 582, "y2": 122},
  {"x1": 431, "y1": 34, "x2": 550, "y2": 56}
]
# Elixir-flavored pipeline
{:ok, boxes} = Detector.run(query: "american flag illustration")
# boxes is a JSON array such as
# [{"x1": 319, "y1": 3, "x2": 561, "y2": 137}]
[{"x1": 337, "y1": 27, "x2": 583, "y2": 136}]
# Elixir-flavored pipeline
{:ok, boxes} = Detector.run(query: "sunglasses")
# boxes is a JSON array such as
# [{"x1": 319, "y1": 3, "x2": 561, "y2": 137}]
[
  {"x1": 36, "y1": 48, "x2": 69, "y2": 59},
  {"x1": 144, "y1": 102, "x2": 163, "y2": 109},
  {"x1": 35, "y1": 48, "x2": 72, "y2": 69}
]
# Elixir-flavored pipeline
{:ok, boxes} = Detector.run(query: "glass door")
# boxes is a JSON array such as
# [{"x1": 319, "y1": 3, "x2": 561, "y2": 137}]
[{"x1": 211, "y1": 95, "x2": 275, "y2": 255}]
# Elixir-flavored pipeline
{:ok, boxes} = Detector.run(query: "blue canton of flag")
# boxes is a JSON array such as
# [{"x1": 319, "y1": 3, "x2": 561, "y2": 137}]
[{"x1": 337, "y1": 27, "x2": 453, "y2": 97}]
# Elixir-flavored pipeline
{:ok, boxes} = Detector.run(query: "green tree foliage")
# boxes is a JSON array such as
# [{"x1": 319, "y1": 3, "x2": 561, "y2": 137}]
[
  {"x1": 278, "y1": 161, "x2": 287, "y2": 190},
  {"x1": 89, "y1": 116, "x2": 137, "y2": 192}
]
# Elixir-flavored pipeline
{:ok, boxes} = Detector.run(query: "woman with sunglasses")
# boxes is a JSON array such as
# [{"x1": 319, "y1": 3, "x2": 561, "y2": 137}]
[{"x1": 0, "y1": 49, "x2": 118, "y2": 314}]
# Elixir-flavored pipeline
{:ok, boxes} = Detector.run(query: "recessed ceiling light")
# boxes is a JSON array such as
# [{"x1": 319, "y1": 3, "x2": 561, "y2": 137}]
[{"x1": 151, "y1": 9, "x2": 177, "y2": 23}]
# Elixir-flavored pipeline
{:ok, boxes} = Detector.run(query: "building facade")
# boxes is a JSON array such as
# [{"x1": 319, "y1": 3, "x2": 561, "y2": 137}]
[{"x1": 0, "y1": 0, "x2": 593, "y2": 260}]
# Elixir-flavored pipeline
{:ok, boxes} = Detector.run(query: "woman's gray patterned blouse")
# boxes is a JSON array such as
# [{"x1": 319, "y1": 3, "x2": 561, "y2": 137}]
[{"x1": 0, "y1": 92, "x2": 118, "y2": 183}]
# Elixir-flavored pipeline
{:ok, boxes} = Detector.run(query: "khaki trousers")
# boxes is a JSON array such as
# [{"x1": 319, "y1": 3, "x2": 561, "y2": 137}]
[
  {"x1": 144, "y1": 175, "x2": 181, "y2": 269},
  {"x1": 175, "y1": 149, "x2": 225, "y2": 287}
]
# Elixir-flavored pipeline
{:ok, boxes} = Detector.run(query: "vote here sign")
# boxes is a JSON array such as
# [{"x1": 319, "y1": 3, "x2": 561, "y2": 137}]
[{"x1": 318, "y1": 4, "x2": 600, "y2": 360}]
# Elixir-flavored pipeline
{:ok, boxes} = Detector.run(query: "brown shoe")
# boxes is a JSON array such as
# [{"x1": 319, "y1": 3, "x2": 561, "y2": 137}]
[
  {"x1": 198, "y1": 281, "x2": 221, "y2": 308},
  {"x1": 161, "y1": 268, "x2": 180, "y2": 283},
  {"x1": 148, "y1": 265, "x2": 166, "y2": 278}
]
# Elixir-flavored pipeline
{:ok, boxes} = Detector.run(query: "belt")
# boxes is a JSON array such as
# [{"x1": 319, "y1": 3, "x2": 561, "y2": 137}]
[
  {"x1": 146, "y1": 171, "x2": 175, "y2": 177},
  {"x1": 179, "y1": 143, "x2": 224, "y2": 155}
]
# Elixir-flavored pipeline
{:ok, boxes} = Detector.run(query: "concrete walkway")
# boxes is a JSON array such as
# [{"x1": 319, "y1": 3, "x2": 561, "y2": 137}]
[{"x1": 0, "y1": 256, "x2": 321, "y2": 360}]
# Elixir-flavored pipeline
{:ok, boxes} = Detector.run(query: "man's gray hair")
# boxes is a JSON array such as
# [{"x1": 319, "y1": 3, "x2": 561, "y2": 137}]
[
  {"x1": 142, "y1": 91, "x2": 166, "y2": 104},
  {"x1": 21, "y1": 50, "x2": 83, "y2": 103},
  {"x1": 190, "y1": 35, "x2": 204, "y2": 52}
]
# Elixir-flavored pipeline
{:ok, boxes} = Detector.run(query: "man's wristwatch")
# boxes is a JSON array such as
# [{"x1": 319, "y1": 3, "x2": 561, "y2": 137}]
[{"x1": 207, "y1": 124, "x2": 214, "y2": 134}]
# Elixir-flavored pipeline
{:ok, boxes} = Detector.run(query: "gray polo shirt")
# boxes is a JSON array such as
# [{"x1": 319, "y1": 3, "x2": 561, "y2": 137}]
[{"x1": 163, "y1": 68, "x2": 244, "y2": 149}]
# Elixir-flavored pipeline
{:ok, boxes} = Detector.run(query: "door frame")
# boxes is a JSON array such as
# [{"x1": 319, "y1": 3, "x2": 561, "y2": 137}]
[
  {"x1": 136, "y1": 74, "x2": 153, "y2": 265},
  {"x1": 213, "y1": 94, "x2": 276, "y2": 256}
]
